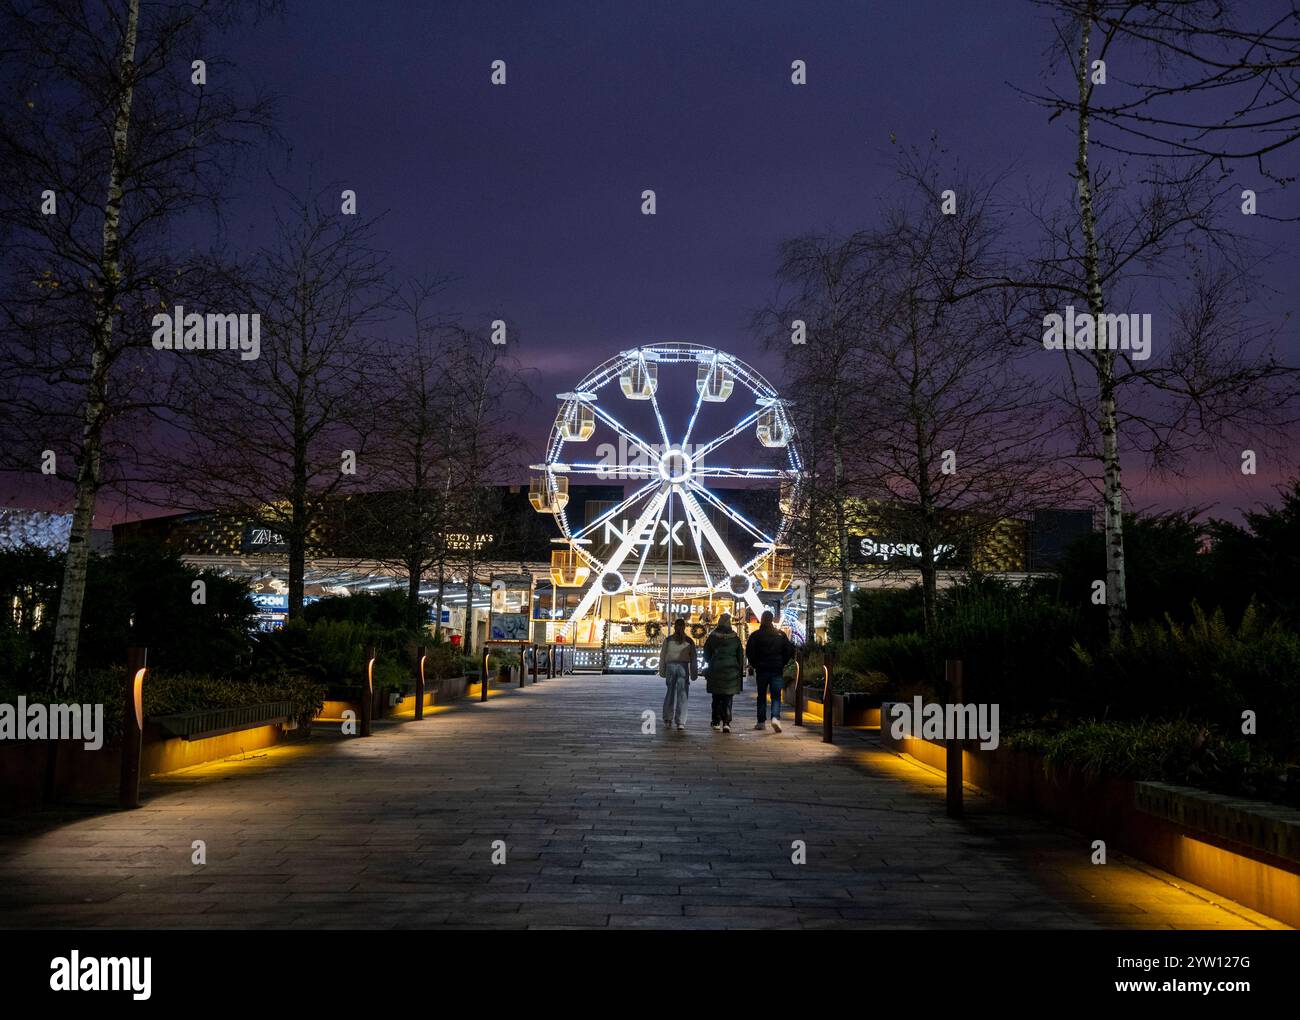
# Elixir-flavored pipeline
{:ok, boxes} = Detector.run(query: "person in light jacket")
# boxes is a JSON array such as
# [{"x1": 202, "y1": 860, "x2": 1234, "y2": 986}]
[
  {"x1": 702, "y1": 613, "x2": 744, "y2": 733},
  {"x1": 658, "y1": 618, "x2": 697, "y2": 731}
]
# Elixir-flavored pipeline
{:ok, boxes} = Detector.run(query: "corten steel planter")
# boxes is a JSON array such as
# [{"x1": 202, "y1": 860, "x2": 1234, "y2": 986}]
[
  {"x1": 150, "y1": 701, "x2": 297, "y2": 740},
  {"x1": 831, "y1": 693, "x2": 881, "y2": 728},
  {"x1": 4, "y1": 698, "x2": 306, "y2": 811},
  {"x1": 877, "y1": 721, "x2": 1300, "y2": 928}
]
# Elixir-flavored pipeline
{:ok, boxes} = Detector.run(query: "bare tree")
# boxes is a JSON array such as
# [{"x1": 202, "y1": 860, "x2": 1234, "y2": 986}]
[
  {"x1": 353, "y1": 279, "x2": 461, "y2": 631},
  {"x1": 853, "y1": 162, "x2": 1075, "y2": 631},
  {"x1": 1000, "y1": 0, "x2": 1300, "y2": 638},
  {"x1": 438, "y1": 328, "x2": 533, "y2": 656},
  {"x1": 764, "y1": 237, "x2": 874, "y2": 642},
  {"x1": 164, "y1": 189, "x2": 392, "y2": 619},
  {"x1": 0, "y1": 0, "x2": 275, "y2": 688}
]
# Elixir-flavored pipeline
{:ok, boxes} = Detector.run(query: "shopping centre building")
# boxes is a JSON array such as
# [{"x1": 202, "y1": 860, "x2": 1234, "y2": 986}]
[{"x1": 110, "y1": 485, "x2": 1090, "y2": 670}]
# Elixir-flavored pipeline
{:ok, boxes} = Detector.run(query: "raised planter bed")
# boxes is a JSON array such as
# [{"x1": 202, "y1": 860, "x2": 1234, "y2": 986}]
[
  {"x1": 149, "y1": 701, "x2": 297, "y2": 740},
  {"x1": 3, "y1": 700, "x2": 307, "y2": 811},
  {"x1": 831, "y1": 692, "x2": 880, "y2": 727},
  {"x1": 390, "y1": 674, "x2": 470, "y2": 714},
  {"x1": 785, "y1": 688, "x2": 879, "y2": 727},
  {"x1": 877, "y1": 708, "x2": 1300, "y2": 928}
]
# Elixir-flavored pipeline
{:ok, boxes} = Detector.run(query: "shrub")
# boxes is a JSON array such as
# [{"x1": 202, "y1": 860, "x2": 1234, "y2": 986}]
[
  {"x1": 1055, "y1": 512, "x2": 1211, "y2": 629},
  {"x1": 248, "y1": 618, "x2": 420, "y2": 688},
  {"x1": 828, "y1": 585, "x2": 926, "y2": 639},
  {"x1": 303, "y1": 588, "x2": 417, "y2": 628},
  {"x1": 0, "y1": 543, "x2": 258, "y2": 681},
  {"x1": 1075, "y1": 603, "x2": 1300, "y2": 762},
  {"x1": 421, "y1": 643, "x2": 474, "y2": 680},
  {"x1": 927, "y1": 590, "x2": 1081, "y2": 721},
  {"x1": 1005, "y1": 719, "x2": 1290, "y2": 805}
]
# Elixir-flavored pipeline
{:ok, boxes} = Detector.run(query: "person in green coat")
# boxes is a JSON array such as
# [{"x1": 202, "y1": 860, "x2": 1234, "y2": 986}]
[{"x1": 702, "y1": 613, "x2": 745, "y2": 732}]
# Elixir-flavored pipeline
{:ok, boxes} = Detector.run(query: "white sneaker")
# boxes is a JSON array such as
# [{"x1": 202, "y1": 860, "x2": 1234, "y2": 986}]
[
  {"x1": 711, "y1": 723, "x2": 722, "y2": 732},
  {"x1": 771, "y1": 719, "x2": 782, "y2": 733},
  {"x1": 722, "y1": 723, "x2": 731, "y2": 733},
  {"x1": 676, "y1": 723, "x2": 685, "y2": 731}
]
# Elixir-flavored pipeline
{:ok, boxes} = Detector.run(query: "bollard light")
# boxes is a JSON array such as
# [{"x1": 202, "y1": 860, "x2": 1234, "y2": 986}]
[
  {"x1": 415, "y1": 645, "x2": 427, "y2": 720},
  {"x1": 360, "y1": 646, "x2": 375, "y2": 737},
  {"x1": 793, "y1": 651, "x2": 804, "y2": 728},
  {"x1": 119, "y1": 647, "x2": 148, "y2": 809},
  {"x1": 821, "y1": 649, "x2": 833, "y2": 745},
  {"x1": 945, "y1": 659, "x2": 964, "y2": 818}
]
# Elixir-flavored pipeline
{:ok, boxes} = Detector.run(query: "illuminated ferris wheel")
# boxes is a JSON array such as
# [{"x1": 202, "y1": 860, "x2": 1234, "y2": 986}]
[{"x1": 528, "y1": 342, "x2": 801, "y2": 634}]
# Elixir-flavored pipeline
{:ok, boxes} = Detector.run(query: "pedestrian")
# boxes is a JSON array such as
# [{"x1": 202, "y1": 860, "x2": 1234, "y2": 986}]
[
  {"x1": 658, "y1": 617, "x2": 696, "y2": 731},
  {"x1": 745, "y1": 610, "x2": 795, "y2": 732},
  {"x1": 702, "y1": 612, "x2": 744, "y2": 733}
]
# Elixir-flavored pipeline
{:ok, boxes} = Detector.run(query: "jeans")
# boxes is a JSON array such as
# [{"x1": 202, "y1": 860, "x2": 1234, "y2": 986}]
[
  {"x1": 711, "y1": 693, "x2": 734, "y2": 725},
  {"x1": 663, "y1": 662, "x2": 689, "y2": 726},
  {"x1": 755, "y1": 671, "x2": 783, "y2": 723}
]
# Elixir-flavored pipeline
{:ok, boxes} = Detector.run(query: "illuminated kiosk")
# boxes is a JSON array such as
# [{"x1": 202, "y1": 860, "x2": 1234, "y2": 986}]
[
  {"x1": 530, "y1": 342, "x2": 801, "y2": 673},
  {"x1": 485, "y1": 571, "x2": 532, "y2": 680}
]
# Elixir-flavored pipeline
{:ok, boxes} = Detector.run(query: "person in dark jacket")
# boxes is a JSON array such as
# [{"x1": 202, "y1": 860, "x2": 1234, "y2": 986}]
[
  {"x1": 702, "y1": 613, "x2": 744, "y2": 732},
  {"x1": 745, "y1": 611, "x2": 795, "y2": 731}
]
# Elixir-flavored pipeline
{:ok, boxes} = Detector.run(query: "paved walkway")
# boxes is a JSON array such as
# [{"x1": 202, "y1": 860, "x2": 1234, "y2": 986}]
[{"x1": 0, "y1": 674, "x2": 1285, "y2": 929}]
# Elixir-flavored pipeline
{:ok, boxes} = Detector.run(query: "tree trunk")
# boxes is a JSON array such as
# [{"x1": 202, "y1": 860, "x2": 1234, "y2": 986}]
[
  {"x1": 1075, "y1": 6, "x2": 1127, "y2": 641},
  {"x1": 835, "y1": 501, "x2": 852, "y2": 642},
  {"x1": 287, "y1": 462, "x2": 307, "y2": 619},
  {"x1": 48, "y1": 0, "x2": 140, "y2": 691},
  {"x1": 287, "y1": 529, "x2": 306, "y2": 620},
  {"x1": 406, "y1": 555, "x2": 423, "y2": 631},
  {"x1": 912, "y1": 371, "x2": 938, "y2": 634},
  {"x1": 832, "y1": 436, "x2": 852, "y2": 641},
  {"x1": 463, "y1": 554, "x2": 476, "y2": 657},
  {"x1": 434, "y1": 560, "x2": 446, "y2": 641},
  {"x1": 804, "y1": 543, "x2": 816, "y2": 647}
]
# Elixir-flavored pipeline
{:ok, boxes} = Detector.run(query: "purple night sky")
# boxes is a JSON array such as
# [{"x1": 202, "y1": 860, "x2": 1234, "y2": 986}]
[{"x1": 10, "y1": 0, "x2": 1297, "y2": 523}]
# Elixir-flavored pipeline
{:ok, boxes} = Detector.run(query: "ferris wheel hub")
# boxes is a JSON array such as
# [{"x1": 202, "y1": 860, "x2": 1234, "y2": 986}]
[{"x1": 658, "y1": 446, "x2": 694, "y2": 485}]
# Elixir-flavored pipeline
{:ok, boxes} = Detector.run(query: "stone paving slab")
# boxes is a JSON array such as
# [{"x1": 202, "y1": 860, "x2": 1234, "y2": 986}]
[{"x1": 0, "y1": 673, "x2": 1288, "y2": 929}]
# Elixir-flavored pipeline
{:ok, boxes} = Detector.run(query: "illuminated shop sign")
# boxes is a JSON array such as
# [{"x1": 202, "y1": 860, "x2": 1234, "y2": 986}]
[
  {"x1": 603, "y1": 642, "x2": 706, "y2": 674},
  {"x1": 252, "y1": 594, "x2": 320, "y2": 611},
  {"x1": 242, "y1": 524, "x2": 287, "y2": 552},
  {"x1": 851, "y1": 536, "x2": 957, "y2": 564},
  {"x1": 601, "y1": 519, "x2": 687, "y2": 547},
  {"x1": 445, "y1": 532, "x2": 493, "y2": 551}
]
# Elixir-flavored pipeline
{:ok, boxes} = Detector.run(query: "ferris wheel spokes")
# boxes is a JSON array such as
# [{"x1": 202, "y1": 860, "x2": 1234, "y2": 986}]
[
  {"x1": 691, "y1": 408, "x2": 762, "y2": 463},
  {"x1": 553, "y1": 461, "x2": 659, "y2": 478},
  {"x1": 563, "y1": 485, "x2": 671, "y2": 635},
  {"x1": 640, "y1": 352, "x2": 673, "y2": 450},
  {"x1": 629, "y1": 489, "x2": 669, "y2": 589},
  {"x1": 584, "y1": 399, "x2": 661, "y2": 466},
  {"x1": 684, "y1": 505, "x2": 716, "y2": 591},
  {"x1": 681, "y1": 349, "x2": 719, "y2": 448},
  {"x1": 687, "y1": 480, "x2": 777, "y2": 550},
  {"x1": 678, "y1": 487, "x2": 768, "y2": 621},
  {"x1": 691, "y1": 466, "x2": 786, "y2": 480},
  {"x1": 568, "y1": 478, "x2": 662, "y2": 542}
]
